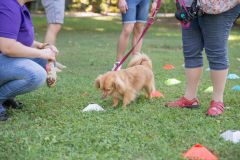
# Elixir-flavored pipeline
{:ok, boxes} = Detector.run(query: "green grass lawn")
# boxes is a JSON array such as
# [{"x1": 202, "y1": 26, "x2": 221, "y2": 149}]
[{"x1": 0, "y1": 16, "x2": 240, "y2": 160}]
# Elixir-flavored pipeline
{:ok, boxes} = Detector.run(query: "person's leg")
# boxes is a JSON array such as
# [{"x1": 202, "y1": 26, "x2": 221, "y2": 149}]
[
  {"x1": 42, "y1": 0, "x2": 66, "y2": 73},
  {"x1": 112, "y1": 0, "x2": 137, "y2": 70},
  {"x1": 184, "y1": 68, "x2": 203, "y2": 99},
  {"x1": 182, "y1": 18, "x2": 205, "y2": 100},
  {"x1": 132, "y1": 0, "x2": 150, "y2": 54},
  {"x1": 116, "y1": 23, "x2": 135, "y2": 62},
  {"x1": 200, "y1": 5, "x2": 240, "y2": 116},
  {"x1": 42, "y1": 0, "x2": 65, "y2": 45},
  {"x1": 165, "y1": 18, "x2": 204, "y2": 108},
  {"x1": 201, "y1": 5, "x2": 240, "y2": 102},
  {"x1": 0, "y1": 55, "x2": 47, "y2": 120},
  {"x1": 132, "y1": 22, "x2": 144, "y2": 54},
  {"x1": 44, "y1": 24, "x2": 62, "y2": 45},
  {"x1": 210, "y1": 70, "x2": 228, "y2": 102}
]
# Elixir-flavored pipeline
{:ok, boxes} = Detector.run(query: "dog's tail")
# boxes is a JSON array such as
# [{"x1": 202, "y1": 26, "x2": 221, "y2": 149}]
[{"x1": 127, "y1": 53, "x2": 152, "y2": 69}]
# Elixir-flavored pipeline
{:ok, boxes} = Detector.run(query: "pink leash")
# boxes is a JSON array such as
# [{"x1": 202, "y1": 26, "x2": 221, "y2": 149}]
[{"x1": 114, "y1": 0, "x2": 162, "y2": 71}]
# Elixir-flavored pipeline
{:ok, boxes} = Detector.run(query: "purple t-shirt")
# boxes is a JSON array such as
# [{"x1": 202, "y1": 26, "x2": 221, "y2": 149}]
[{"x1": 0, "y1": 0, "x2": 34, "y2": 53}]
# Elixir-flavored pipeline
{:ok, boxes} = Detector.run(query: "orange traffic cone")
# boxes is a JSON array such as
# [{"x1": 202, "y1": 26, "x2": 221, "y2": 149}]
[
  {"x1": 151, "y1": 91, "x2": 164, "y2": 98},
  {"x1": 183, "y1": 144, "x2": 218, "y2": 160},
  {"x1": 163, "y1": 64, "x2": 175, "y2": 70}
]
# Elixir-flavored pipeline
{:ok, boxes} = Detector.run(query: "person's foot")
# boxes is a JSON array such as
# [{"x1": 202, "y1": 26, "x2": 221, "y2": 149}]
[
  {"x1": 165, "y1": 96, "x2": 200, "y2": 109},
  {"x1": 207, "y1": 100, "x2": 224, "y2": 116},
  {"x1": 46, "y1": 61, "x2": 57, "y2": 87},
  {"x1": 0, "y1": 105, "x2": 8, "y2": 121},
  {"x1": 3, "y1": 99, "x2": 23, "y2": 109},
  {"x1": 112, "y1": 62, "x2": 122, "y2": 71}
]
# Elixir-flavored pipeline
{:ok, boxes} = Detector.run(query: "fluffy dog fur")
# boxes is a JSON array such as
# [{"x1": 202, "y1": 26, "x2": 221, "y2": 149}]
[{"x1": 95, "y1": 53, "x2": 155, "y2": 108}]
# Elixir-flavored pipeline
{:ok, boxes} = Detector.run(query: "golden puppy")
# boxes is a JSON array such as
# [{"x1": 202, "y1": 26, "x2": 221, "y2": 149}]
[{"x1": 95, "y1": 54, "x2": 155, "y2": 108}]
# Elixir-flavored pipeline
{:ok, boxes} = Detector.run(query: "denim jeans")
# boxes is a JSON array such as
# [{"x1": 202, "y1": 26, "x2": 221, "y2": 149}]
[
  {"x1": 122, "y1": 0, "x2": 150, "y2": 23},
  {"x1": 0, "y1": 54, "x2": 47, "y2": 112},
  {"x1": 182, "y1": 4, "x2": 240, "y2": 70}
]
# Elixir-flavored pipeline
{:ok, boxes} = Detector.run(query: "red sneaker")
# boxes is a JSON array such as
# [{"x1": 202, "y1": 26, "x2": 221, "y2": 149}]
[
  {"x1": 165, "y1": 97, "x2": 200, "y2": 109},
  {"x1": 207, "y1": 100, "x2": 224, "y2": 116}
]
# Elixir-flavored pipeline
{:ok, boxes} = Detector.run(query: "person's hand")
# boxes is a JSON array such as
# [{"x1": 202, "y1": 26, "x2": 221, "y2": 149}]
[
  {"x1": 151, "y1": 1, "x2": 157, "y2": 14},
  {"x1": 118, "y1": 0, "x2": 128, "y2": 14},
  {"x1": 44, "y1": 44, "x2": 59, "y2": 55},
  {"x1": 40, "y1": 48, "x2": 56, "y2": 61},
  {"x1": 38, "y1": 43, "x2": 59, "y2": 55}
]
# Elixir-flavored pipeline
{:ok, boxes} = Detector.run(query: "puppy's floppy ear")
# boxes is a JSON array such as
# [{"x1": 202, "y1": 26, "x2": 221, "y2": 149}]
[
  {"x1": 114, "y1": 76, "x2": 125, "y2": 93},
  {"x1": 95, "y1": 75, "x2": 102, "y2": 89}
]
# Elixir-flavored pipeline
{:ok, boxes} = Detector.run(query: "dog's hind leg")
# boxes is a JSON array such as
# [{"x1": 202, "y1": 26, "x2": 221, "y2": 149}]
[{"x1": 145, "y1": 78, "x2": 156, "y2": 98}]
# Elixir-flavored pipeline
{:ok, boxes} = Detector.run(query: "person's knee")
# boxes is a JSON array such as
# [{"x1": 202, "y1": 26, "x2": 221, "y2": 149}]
[
  {"x1": 27, "y1": 67, "x2": 47, "y2": 88},
  {"x1": 206, "y1": 45, "x2": 228, "y2": 70},
  {"x1": 207, "y1": 54, "x2": 228, "y2": 70},
  {"x1": 133, "y1": 23, "x2": 144, "y2": 35},
  {"x1": 122, "y1": 24, "x2": 134, "y2": 37}
]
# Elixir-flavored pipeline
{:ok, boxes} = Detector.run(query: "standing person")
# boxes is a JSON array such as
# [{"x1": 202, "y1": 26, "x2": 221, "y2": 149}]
[
  {"x1": 0, "y1": 0, "x2": 58, "y2": 121},
  {"x1": 165, "y1": 2, "x2": 240, "y2": 116},
  {"x1": 112, "y1": 0, "x2": 158, "y2": 70},
  {"x1": 41, "y1": 0, "x2": 66, "y2": 72}
]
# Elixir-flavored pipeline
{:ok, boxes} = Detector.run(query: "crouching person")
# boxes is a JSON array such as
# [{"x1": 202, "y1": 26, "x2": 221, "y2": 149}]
[{"x1": 0, "y1": 0, "x2": 58, "y2": 121}]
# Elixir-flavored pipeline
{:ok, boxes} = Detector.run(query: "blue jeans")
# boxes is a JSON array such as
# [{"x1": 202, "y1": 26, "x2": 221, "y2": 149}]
[
  {"x1": 182, "y1": 4, "x2": 240, "y2": 70},
  {"x1": 0, "y1": 54, "x2": 47, "y2": 112},
  {"x1": 122, "y1": 0, "x2": 150, "y2": 23}
]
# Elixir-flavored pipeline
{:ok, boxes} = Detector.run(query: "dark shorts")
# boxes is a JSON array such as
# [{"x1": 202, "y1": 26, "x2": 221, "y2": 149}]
[{"x1": 182, "y1": 4, "x2": 240, "y2": 70}]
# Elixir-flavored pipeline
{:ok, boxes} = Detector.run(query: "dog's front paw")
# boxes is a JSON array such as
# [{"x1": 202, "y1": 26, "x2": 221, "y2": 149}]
[{"x1": 112, "y1": 97, "x2": 119, "y2": 108}]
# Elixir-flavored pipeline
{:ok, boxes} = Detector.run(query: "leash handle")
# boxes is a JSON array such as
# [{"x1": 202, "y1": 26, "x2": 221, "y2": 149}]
[
  {"x1": 176, "y1": 0, "x2": 191, "y2": 28},
  {"x1": 114, "y1": 0, "x2": 162, "y2": 71},
  {"x1": 177, "y1": 0, "x2": 190, "y2": 16}
]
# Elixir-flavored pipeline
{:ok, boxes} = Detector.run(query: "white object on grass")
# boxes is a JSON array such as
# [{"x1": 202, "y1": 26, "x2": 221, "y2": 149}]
[
  {"x1": 82, "y1": 104, "x2": 104, "y2": 112},
  {"x1": 165, "y1": 78, "x2": 181, "y2": 86},
  {"x1": 204, "y1": 86, "x2": 213, "y2": 93},
  {"x1": 220, "y1": 130, "x2": 240, "y2": 144}
]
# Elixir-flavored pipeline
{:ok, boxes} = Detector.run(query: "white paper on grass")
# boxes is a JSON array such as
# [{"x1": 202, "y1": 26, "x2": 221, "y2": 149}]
[
  {"x1": 82, "y1": 104, "x2": 104, "y2": 112},
  {"x1": 220, "y1": 130, "x2": 240, "y2": 144}
]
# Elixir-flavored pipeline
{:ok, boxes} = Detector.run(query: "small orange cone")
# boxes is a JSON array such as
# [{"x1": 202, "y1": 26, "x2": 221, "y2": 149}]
[
  {"x1": 183, "y1": 144, "x2": 218, "y2": 160},
  {"x1": 151, "y1": 91, "x2": 164, "y2": 98},
  {"x1": 163, "y1": 64, "x2": 175, "y2": 70}
]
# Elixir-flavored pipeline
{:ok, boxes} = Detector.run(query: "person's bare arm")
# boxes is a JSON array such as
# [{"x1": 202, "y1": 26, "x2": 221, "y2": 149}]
[
  {"x1": 0, "y1": 37, "x2": 55, "y2": 61},
  {"x1": 32, "y1": 40, "x2": 44, "y2": 49}
]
